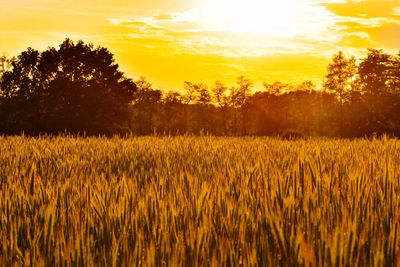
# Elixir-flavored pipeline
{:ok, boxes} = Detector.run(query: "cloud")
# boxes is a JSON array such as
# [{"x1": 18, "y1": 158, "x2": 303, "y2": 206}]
[
  {"x1": 333, "y1": 18, "x2": 400, "y2": 50},
  {"x1": 394, "y1": 6, "x2": 400, "y2": 16},
  {"x1": 1, "y1": 0, "x2": 398, "y2": 91},
  {"x1": 363, "y1": 23, "x2": 400, "y2": 49},
  {"x1": 322, "y1": 0, "x2": 400, "y2": 19},
  {"x1": 110, "y1": 43, "x2": 330, "y2": 91},
  {"x1": 319, "y1": 0, "x2": 400, "y2": 51},
  {"x1": 108, "y1": 1, "x2": 337, "y2": 57},
  {"x1": 338, "y1": 33, "x2": 373, "y2": 48},
  {"x1": 152, "y1": 13, "x2": 175, "y2": 21}
]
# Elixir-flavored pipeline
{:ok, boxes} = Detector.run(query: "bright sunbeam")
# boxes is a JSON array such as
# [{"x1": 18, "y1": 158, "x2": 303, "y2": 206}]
[{"x1": 196, "y1": 0, "x2": 332, "y2": 37}]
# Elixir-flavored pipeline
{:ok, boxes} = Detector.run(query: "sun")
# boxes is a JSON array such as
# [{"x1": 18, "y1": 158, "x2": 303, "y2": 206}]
[{"x1": 197, "y1": 0, "x2": 332, "y2": 38}]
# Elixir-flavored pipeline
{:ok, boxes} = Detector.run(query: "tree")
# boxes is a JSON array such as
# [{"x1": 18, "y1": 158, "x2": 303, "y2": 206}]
[
  {"x1": 0, "y1": 54, "x2": 10, "y2": 97},
  {"x1": 0, "y1": 54, "x2": 9, "y2": 76},
  {"x1": 196, "y1": 84, "x2": 211, "y2": 106},
  {"x1": 292, "y1": 81, "x2": 318, "y2": 134},
  {"x1": 263, "y1": 81, "x2": 292, "y2": 95},
  {"x1": 212, "y1": 81, "x2": 229, "y2": 134},
  {"x1": 212, "y1": 80, "x2": 228, "y2": 107},
  {"x1": 132, "y1": 77, "x2": 162, "y2": 135},
  {"x1": 229, "y1": 76, "x2": 253, "y2": 108},
  {"x1": 182, "y1": 81, "x2": 213, "y2": 133},
  {"x1": 358, "y1": 49, "x2": 392, "y2": 95},
  {"x1": 358, "y1": 49, "x2": 397, "y2": 135},
  {"x1": 229, "y1": 76, "x2": 253, "y2": 135},
  {"x1": 0, "y1": 54, "x2": 9, "y2": 118},
  {"x1": 0, "y1": 48, "x2": 42, "y2": 133},
  {"x1": 183, "y1": 81, "x2": 198, "y2": 105},
  {"x1": 0, "y1": 39, "x2": 136, "y2": 135},
  {"x1": 296, "y1": 81, "x2": 316, "y2": 92},
  {"x1": 324, "y1": 51, "x2": 357, "y2": 136},
  {"x1": 162, "y1": 91, "x2": 186, "y2": 134},
  {"x1": 182, "y1": 81, "x2": 211, "y2": 105}
]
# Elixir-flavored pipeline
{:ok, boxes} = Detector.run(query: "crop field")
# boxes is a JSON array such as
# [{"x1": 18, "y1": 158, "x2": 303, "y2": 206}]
[{"x1": 0, "y1": 136, "x2": 400, "y2": 266}]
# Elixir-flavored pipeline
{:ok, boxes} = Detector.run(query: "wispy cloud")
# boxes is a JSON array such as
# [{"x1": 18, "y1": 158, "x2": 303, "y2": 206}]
[{"x1": 0, "y1": 0, "x2": 398, "y2": 90}]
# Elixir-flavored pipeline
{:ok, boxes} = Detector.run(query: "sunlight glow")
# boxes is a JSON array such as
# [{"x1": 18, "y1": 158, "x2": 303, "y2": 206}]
[
  {"x1": 196, "y1": 0, "x2": 333, "y2": 37},
  {"x1": 1, "y1": 0, "x2": 398, "y2": 90}
]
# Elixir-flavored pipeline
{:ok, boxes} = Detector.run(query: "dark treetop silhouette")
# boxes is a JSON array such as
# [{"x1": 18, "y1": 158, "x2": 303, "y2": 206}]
[
  {"x1": 0, "y1": 39, "x2": 399, "y2": 137},
  {"x1": 0, "y1": 39, "x2": 136, "y2": 135}
]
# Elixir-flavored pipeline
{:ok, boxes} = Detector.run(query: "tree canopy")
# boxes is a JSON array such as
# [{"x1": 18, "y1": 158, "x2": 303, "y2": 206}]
[
  {"x1": 0, "y1": 40, "x2": 399, "y2": 137},
  {"x1": 0, "y1": 39, "x2": 136, "y2": 135}
]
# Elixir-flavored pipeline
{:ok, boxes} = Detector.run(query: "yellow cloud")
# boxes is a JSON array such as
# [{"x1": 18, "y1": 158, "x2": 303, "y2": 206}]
[
  {"x1": 338, "y1": 33, "x2": 373, "y2": 48},
  {"x1": 322, "y1": 0, "x2": 400, "y2": 19},
  {"x1": 0, "y1": 0, "x2": 398, "y2": 91}
]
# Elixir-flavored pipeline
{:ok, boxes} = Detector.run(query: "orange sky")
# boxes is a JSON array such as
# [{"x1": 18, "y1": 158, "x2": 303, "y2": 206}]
[{"x1": 0, "y1": 0, "x2": 399, "y2": 91}]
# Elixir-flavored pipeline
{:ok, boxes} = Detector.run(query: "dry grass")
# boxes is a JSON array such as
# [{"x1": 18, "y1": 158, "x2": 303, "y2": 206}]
[{"x1": 1, "y1": 136, "x2": 400, "y2": 266}]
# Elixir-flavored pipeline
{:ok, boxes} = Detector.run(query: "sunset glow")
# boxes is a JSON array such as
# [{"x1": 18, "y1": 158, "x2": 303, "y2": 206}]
[
  {"x1": 0, "y1": 0, "x2": 399, "y2": 90},
  {"x1": 195, "y1": 0, "x2": 333, "y2": 37}
]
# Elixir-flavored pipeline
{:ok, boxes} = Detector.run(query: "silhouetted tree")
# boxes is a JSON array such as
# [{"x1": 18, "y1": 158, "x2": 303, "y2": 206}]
[
  {"x1": 160, "y1": 91, "x2": 186, "y2": 134},
  {"x1": 359, "y1": 49, "x2": 392, "y2": 95},
  {"x1": 263, "y1": 81, "x2": 292, "y2": 95},
  {"x1": 0, "y1": 54, "x2": 10, "y2": 98},
  {"x1": 196, "y1": 84, "x2": 211, "y2": 105},
  {"x1": 1, "y1": 42, "x2": 399, "y2": 137},
  {"x1": 246, "y1": 91, "x2": 281, "y2": 135},
  {"x1": 0, "y1": 48, "x2": 42, "y2": 132},
  {"x1": 0, "y1": 54, "x2": 9, "y2": 76},
  {"x1": 344, "y1": 89, "x2": 369, "y2": 136},
  {"x1": 0, "y1": 55, "x2": 9, "y2": 118},
  {"x1": 212, "y1": 81, "x2": 228, "y2": 107},
  {"x1": 132, "y1": 77, "x2": 162, "y2": 135},
  {"x1": 230, "y1": 76, "x2": 252, "y2": 108},
  {"x1": 183, "y1": 81, "x2": 197, "y2": 105},
  {"x1": 194, "y1": 83, "x2": 212, "y2": 134},
  {"x1": 292, "y1": 82, "x2": 318, "y2": 134},
  {"x1": 212, "y1": 81, "x2": 229, "y2": 134},
  {"x1": 0, "y1": 39, "x2": 136, "y2": 135},
  {"x1": 229, "y1": 76, "x2": 253, "y2": 135},
  {"x1": 296, "y1": 81, "x2": 316, "y2": 92},
  {"x1": 358, "y1": 49, "x2": 395, "y2": 135},
  {"x1": 324, "y1": 51, "x2": 357, "y2": 136}
]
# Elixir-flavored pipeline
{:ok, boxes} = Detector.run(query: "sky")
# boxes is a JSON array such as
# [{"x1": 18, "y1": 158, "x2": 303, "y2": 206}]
[{"x1": 0, "y1": 0, "x2": 399, "y2": 91}]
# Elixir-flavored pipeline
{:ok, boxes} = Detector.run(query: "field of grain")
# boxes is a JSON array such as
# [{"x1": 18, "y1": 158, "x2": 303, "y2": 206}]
[{"x1": 0, "y1": 136, "x2": 400, "y2": 266}]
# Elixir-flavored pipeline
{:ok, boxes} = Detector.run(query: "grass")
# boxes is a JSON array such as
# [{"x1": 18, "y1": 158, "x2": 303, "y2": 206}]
[{"x1": 0, "y1": 136, "x2": 399, "y2": 266}]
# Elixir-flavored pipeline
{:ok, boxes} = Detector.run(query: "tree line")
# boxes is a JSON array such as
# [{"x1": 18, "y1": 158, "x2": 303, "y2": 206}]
[{"x1": 0, "y1": 39, "x2": 399, "y2": 137}]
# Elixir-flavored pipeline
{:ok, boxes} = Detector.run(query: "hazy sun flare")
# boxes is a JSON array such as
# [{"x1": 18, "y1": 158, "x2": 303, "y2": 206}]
[
  {"x1": 197, "y1": 0, "x2": 332, "y2": 37},
  {"x1": 0, "y1": 0, "x2": 399, "y2": 90}
]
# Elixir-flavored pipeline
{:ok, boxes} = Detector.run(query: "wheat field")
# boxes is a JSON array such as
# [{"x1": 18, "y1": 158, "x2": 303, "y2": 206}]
[{"x1": 0, "y1": 136, "x2": 399, "y2": 266}]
